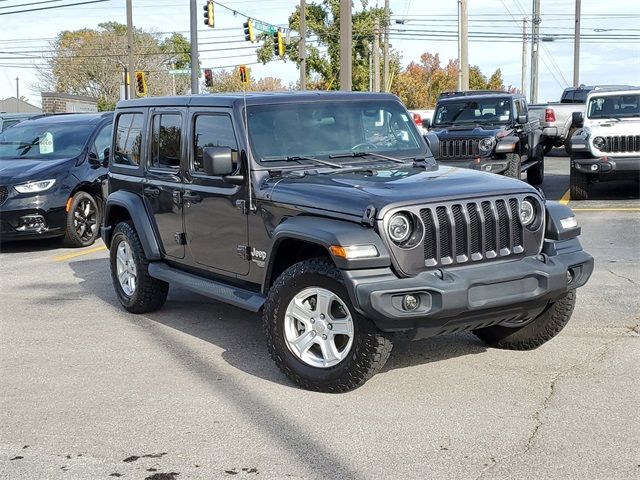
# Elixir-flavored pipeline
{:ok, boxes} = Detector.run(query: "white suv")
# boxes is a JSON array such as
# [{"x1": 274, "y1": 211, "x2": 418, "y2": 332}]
[{"x1": 570, "y1": 87, "x2": 640, "y2": 199}]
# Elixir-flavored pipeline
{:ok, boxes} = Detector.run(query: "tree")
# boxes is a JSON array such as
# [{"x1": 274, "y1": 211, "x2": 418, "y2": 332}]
[
  {"x1": 255, "y1": 0, "x2": 388, "y2": 91},
  {"x1": 204, "y1": 68, "x2": 289, "y2": 93},
  {"x1": 392, "y1": 53, "x2": 505, "y2": 108},
  {"x1": 39, "y1": 23, "x2": 191, "y2": 110}
]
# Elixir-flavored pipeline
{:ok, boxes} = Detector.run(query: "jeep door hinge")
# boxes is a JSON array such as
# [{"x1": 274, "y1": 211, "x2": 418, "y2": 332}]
[
  {"x1": 237, "y1": 244, "x2": 251, "y2": 261},
  {"x1": 235, "y1": 199, "x2": 248, "y2": 214},
  {"x1": 175, "y1": 232, "x2": 187, "y2": 245},
  {"x1": 361, "y1": 204, "x2": 376, "y2": 227}
]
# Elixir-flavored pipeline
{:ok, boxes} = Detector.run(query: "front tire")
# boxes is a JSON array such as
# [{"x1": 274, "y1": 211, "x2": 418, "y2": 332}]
[
  {"x1": 505, "y1": 153, "x2": 522, "y2": 179},
  {"x1": 63, "y1": 191, "x2": 100, "y2": 247},
  {"x1": 473, "y1": 291, "x2": 576, "y2": 350},
  {"x1": 110, "y1": 222, "x2": 168, "y2": 314},
  {"x1": 570, "y1": 167, "x2": 590, "y2": 200},
  {"x1": 263, "y1": 258, "x2": 393, "y2": 392}
]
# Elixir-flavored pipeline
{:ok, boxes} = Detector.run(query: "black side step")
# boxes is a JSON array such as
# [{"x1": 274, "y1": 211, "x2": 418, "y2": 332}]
[{"x1": 148, "y1": 263, "x2": 265, "y2": 312}]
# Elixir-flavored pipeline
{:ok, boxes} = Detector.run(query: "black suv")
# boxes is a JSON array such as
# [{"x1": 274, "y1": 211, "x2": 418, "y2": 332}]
[
  {"x1": 102, "y1": 92, "x2": 593, "y2": 392},
  {"x1": 0, "y1": 113, "x2": 113, "y2": 246},
  {"x1": 425, "y1": 91, "x2": 545, "y2": 185}
]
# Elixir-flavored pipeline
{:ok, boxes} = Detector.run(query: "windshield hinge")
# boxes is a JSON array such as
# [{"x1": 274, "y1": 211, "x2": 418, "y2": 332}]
[
  {"x1": 235, "y1": 199, "x2": 248, "y2": 214},
  {"x1": 361, "y1": 205, "x2": 376, "y2": 227}
]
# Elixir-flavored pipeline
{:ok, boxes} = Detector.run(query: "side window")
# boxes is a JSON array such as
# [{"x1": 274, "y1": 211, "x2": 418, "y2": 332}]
[
  {"x1": 93, "y1": 124, "x2": 112, "y2": 161},
  {"x1": 150, "y1": 113, "x2": 182, "y2": 169},
  {"x1": 193, "y1": 114, "x2": 238, "y2": 174},
  {"x1": 114, "y1": 113, "x2": 143, "y2": 166}
]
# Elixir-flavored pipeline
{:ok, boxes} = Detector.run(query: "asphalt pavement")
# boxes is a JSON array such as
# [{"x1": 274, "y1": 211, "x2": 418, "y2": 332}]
[{"x1": 1, "y1": 152, "x2": 639, "y2": 480}]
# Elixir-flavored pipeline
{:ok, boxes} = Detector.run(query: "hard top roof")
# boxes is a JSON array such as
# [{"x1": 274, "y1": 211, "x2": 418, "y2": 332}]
[
  {"x1": 117, "y1": 91, "x2": 400, "y2": 109},
  {"x1": 19, "y1": 112, "x2": 113, "y2": 125},
  {"x1": 437, "y1": 90, "x2": 524, "y2": 102}
]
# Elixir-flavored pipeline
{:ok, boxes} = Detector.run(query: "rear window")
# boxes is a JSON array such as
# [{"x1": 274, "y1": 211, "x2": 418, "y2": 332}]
[
  {"x1": 150, "y1": 113, "x2": 182, "y2": 169},
  {"x1": 114, "y1": 113, "x2": 143, "y2": 166}
]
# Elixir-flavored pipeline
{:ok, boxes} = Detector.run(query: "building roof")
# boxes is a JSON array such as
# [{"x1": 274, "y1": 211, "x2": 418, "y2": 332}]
[{"x1": 0, "y1": 97, "x2": 42, "y2": 114}]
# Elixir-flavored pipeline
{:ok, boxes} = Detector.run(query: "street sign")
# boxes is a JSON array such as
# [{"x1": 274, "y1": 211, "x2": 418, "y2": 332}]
[{"x1": 169, "y1": 69, "x2": 191, "y2": 75}]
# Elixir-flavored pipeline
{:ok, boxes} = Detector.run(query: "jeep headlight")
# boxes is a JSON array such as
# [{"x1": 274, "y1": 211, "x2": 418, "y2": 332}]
[
  {"x1": 14, "y1": 179, "x2": 56, "y2": 194},
  {"x1": 519, "y1": 199, "x2": 536, "y2": 227},
  {"x1": 479, "y1": 137, "x2": 494, "y2": 153},
  {"x1": 388, "y1": 213, "x2": 412, "y2": 244},
  {"x1": 593, "y1": 136, "x2": 606, "y2": 150}
]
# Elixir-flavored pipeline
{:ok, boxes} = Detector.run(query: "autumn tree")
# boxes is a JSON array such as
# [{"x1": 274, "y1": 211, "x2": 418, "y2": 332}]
[
  {"x1": 392, "y1": 53, "x2": 505, "y2": 108},
  {"x1": 204, "y1": 68, "x2": 288, "y2": 93},
  {"x1": 39, "y1": 22, "x2": 191, "y2": 110}
]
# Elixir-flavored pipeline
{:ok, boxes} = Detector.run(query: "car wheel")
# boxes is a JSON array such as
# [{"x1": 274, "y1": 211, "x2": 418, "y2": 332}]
[
  {"x1": 263, "y1": 258, "x2": 393, "y2": 392},
  {"x1": 110, "y1": 221, "x2": 168, "y2": 314},
  {"x1": 473, "y1": 290, "x2": 576, "y2": 350},
  {"x1": 505, "y1": 153, "x2": 522, "y2": 179},
  {"x1": 570, "y1": 167, "x2": 589, "y2": 200},
  {"x1": 63, "y1": 191, "x2": 100, "y2": 247}
]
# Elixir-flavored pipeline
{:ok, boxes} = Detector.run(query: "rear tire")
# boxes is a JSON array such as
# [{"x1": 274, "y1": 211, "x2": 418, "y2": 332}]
[
  {"x1": 570, "y1": 167, "x2": 590, "y2": 200},
  {"x1": 263, "y1": 258, "x2": 393, "y2": 392},
  {"x1": 505, "y1": 153, "x2": 522, "y2": 179},
  {"x1": 473, "y1": 291, "x2": 576, "y2": 350},
  {"x1": 110, "y1": 221, "x2": 168, "y2": 314}
]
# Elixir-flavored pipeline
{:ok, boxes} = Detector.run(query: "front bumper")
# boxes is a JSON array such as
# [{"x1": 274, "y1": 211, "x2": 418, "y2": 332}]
[
  {"x1": 342, "y1": 238, "x2": 593, "y2": 339},
  {"x1": 572, "y1": 156, "x2": 640, "y2": 176},
  {"x1": 438, "y1": 158, "x2": 509, "y2": 174},
  {"x1": 0, "y1": 192, "x2": 67, "y2": 240}
]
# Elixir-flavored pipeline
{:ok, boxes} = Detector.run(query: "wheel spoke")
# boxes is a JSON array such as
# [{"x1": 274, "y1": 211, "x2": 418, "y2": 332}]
[
  {"x1": 83, "y1": 201, "x2": 91, "y2": 217},
  {"x1": 315, "y1": 289, "x2": 334, "y2": 317},
  {"x1": 330, "y1": 318, "x2": 353, "y2": 336},
  {"x1": 291, "y1": 331, "x2": 316, "y2": 355},
  {"x1": 288, "y1": 298, "x2": 313, "y2": 325},
  {"x1": 319, "y1": 338, "x2": 340, "y2": 364}
]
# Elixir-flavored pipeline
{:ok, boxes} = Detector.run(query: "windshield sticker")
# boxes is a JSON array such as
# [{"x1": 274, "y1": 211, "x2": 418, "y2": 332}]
[
  {"x1": 499, "y1": 115, "x2": 509, "y2": 121},
  {"x1": 400, "y1": 114, "x2": 408, "y2": 122},
  {"x1": 39, "y1": 132, "x2": 54, "y2": 154}
]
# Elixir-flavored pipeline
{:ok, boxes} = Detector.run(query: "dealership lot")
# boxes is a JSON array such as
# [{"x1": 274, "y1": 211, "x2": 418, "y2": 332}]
[{"x1": 1, "y1": 154, "x2": 638, "y2": 480}]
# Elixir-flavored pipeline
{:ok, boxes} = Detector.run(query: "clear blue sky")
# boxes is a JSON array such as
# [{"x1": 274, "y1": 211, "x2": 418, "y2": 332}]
[{"x1": 1, "y1": 0, "x2": 638, "y2": 107}]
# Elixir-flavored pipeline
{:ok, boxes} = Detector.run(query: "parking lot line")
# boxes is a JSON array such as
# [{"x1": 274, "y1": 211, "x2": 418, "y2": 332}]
[
  {"x1": 559, "y1": 189, "x2": 571, "y2": 205},
  {"x1": 572, "y1": 208, "x2": 640, "y2": 212},
  {"x1": 53, "y1": 245, "x2": 107, "y2": 262}
]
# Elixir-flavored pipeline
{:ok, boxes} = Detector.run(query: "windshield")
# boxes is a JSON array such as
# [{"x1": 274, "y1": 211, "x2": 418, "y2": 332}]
[
  {"x1": 247, "y1": 100, "x2": 423, "y2": 162},
  {"x1": 434, "y1": 97, "x2": 512, "y2": 125},
  {"x1": 587, "y1": 94, "x2": 640, "y2": 119},
  {"x1": 0, "y1": 122, "x2": 93, "y2": 160}
]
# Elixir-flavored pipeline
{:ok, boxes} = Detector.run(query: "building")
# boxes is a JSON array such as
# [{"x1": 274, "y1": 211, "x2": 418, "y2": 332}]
[{"x1": 0, "y1": 97, "x2": 41, "y2": 114}]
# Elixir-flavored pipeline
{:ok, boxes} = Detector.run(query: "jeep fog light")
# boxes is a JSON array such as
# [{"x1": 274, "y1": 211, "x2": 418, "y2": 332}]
[
  {"x1": 560, "y1": 216, "x2": 577, "y2": 229},
  {"x1": 329, "y1": 244, "x2": 379, "y2": 259},
  {"x1": 590, "y1": 164, "x2": 599, "y2": 171},
  {"x1": 402, "y1": 294, "x2": 420, "y2": 311}
]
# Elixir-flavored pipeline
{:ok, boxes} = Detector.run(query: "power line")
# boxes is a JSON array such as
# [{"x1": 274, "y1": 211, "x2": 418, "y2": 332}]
[{"x1": 0, "y1": 0, "x2": 111, "y2": 15}]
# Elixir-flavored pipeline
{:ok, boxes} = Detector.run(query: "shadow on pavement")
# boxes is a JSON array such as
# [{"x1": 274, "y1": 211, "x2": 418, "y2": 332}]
[
  {"x1": 68, "y1": 258, "x2": 487, "y2": 387},
  {"x1": 0, "y1": 237, "x2": 63, "y2": 253}
]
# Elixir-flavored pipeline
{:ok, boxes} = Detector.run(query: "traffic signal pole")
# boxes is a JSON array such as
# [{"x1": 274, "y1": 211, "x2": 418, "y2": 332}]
[
  {"x1": 190, "y1": 0, "x2": 200, "y2": 94},
  {"x1": 339, "y1": 0, "x2": 352, "y2": 91},
  {"x1": 126, "y1": 0, "x2": 135, "y2": 99},
  {"x1": 530, "y1": 0, "x2": 541, "y2": 103},
  {"x1": 573, "y1": 0, "x2": 581, "y2": 87},
  {"x1": 299, "y1": 0, "x2": 306, "y2": 90}
]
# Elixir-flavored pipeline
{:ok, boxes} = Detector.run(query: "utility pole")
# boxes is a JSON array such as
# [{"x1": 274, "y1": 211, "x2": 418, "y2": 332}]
[
  {"x1": 530, "y1": 0, "x2": 541, "y2": 103},
  {"x1": 299, "y1": 0, "x2": 306, "y2": 90},
  {"x1": 382, "y1": 0, "x2": 389, "y2": 92},
  {"x1": 373, "y1": 18, "x2": 381, "y2": 92},
  {"x1": 460, "y1": 0, "x2": 469, "y2": 90},
  {"x1": 339, "y1": 0, "x2": 352, "y2": 91},
  {"x1": 15, "y1": 77, "x2": 19, "y2": 112},
  {"x1": 189, "y1": 0, "x2": 199, "y2": 94},
  {"x1": 126, "y1": 0, "x2": 135, "y2": 99},
  {"x1": 573, "y1": 0, "x2": 581, "y2": 87},
  {"x1": 521, "y1": 17, "x2": 528, "y2": 96}
]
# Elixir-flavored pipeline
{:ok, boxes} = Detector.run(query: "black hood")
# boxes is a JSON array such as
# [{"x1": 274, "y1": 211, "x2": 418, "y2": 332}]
[
  {"x1": 263, "y1": 165, "x2": 539, "y2": 219},
  {"x1": 431, "y1": 125, "x2": 512, "y2": 138},
  {"x1": 0, "y1": 157, "x2": 76, "y2": 185}
]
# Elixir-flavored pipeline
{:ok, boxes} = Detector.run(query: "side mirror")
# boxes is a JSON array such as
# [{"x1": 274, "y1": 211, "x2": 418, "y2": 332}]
[
  {"x1": 203, "y1": 146, "x2": 234, "y2": 176},
  {"x1": 102, "y1": 147, "x2": 110, "y2": 167},
  {"x1": 572, "y1": 111, "x2": 584, "y2": 128},
  {"x1": 518, "y1": 113, "x2": 528, "y2": 124},
  {"x1": 88, "y1": 151, "x2": 100, "y2": 166},
  {"x1": 422, "y1": 118, "x2": 431, "y2": 129}
]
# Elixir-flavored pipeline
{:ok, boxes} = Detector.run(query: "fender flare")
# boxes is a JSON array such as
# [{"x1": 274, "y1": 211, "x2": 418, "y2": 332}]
[
  {"x1": 545, "y1": 201, "x2": 581, "y2": 241},
  {"x1": 495, "y1": 136, "x2": 520, "y2": 154},
  {"x1": 264, "y1": 216, "x2": 391, "y2": 286},
  {"x1": 102, "y1": 190, "x2": 161, "y2": 260}
]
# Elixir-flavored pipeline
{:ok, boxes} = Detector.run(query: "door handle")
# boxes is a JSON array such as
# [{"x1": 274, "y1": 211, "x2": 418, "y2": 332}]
[
  {"x1": 182, "y1": 191, "x2": 202, "y2": 204},
  {"x1": 144, "y1": 186, "x2": 161, "y2": 197}
]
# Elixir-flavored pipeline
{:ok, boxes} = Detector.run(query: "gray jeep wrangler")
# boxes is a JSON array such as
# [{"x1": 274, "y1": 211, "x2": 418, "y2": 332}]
[{"x1": 101, "y1": 92, "x2": 593, "y2": 392}]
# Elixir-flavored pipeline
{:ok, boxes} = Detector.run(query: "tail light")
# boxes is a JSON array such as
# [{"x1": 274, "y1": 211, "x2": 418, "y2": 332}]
[
  {"x1": 545, "y1": 108, "x2": 556, "y2": 123},
  {"x1": 412, "y1": 113, "x2": 422, "y2": 127}
]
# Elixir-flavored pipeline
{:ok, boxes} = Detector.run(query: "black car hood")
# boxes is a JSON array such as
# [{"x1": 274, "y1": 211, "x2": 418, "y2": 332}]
[
  {"x1": 0, "y1": 157, "x2": 76, "y2": 185},
  {"x1": 431, "y1": 125, "x2": 510, "y2": 138},
  {"x1": 265, "y1": 165, "x2": 538, "y2": 219}
]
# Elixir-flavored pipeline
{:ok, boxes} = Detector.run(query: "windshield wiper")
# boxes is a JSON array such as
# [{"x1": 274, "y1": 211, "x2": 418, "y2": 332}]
[
  {"x1": 263, "y1": 155, "x2": 342, "y2": 169},
  {"x1": 328, "y1": 151, "x2": 406, "y2": 164}
]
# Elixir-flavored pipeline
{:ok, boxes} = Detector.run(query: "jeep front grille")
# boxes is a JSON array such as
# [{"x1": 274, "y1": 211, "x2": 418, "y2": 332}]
[
  {"x1": 601, "y1": 135, "x2": 640, "y2": 153},
  {"x1": 419, "y1": 198, "x2": 524, "y2": 267},
  {"x1": 0, "y1": 186, "x2": 7, "y2": 206},
  {"x1": 438, "y1": 139, "x2": 480, "y2": 158}
]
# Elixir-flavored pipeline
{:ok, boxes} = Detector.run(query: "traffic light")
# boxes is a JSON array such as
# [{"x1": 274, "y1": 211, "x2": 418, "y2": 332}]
[
  {"x1": 239, "y1": 65, "x2": 249, "y2": 85},
  {"x1": 204, "y1": 68, "x2": 213, "y2": 88},
  {"x1": 203, "y1": 0, "x2": 214, "y2": 28},
  {"x1": 273, "y1": 29, "x2": 284, "y2": 58},
  {"x1": 243, "y1": 19, "x2": 255, "y2": 43},
  {"x1": 134, "y1": 71, "x2": 146, "y2": 96}
]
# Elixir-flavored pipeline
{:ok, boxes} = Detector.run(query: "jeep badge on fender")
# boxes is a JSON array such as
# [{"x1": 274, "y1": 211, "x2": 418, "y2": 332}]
[{"x1": 101, "y1": 92, "x2": 593, "y2": 392}]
